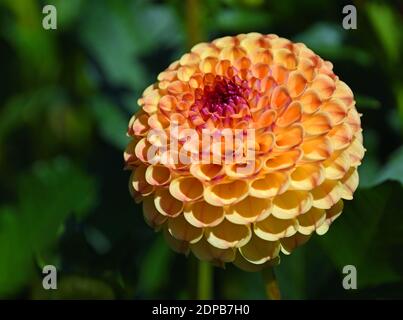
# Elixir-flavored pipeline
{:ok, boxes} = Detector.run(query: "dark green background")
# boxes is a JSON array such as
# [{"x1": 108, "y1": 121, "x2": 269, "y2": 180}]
[{"x1": 0, "y1": 0, "x2": 402, "y2": 299}]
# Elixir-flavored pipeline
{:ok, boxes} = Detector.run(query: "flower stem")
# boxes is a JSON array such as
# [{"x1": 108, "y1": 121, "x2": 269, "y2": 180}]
[
  {"x1": 262, "y1": 267, "x2": 281, "y2": 300},
  {"x1": 198, "y1": 260, "x2": 213, "y2": 300}
]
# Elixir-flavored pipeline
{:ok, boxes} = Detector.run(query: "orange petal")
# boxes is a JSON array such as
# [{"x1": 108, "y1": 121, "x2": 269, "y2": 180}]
[
  {"x1": 184, "y1": 201, "x2": 224, "y2": 228},
  {"x1": 254, "y1": 215, "x2": 298, "y2": 241},
  {"x1": 233, "y1": 253, "x2": 280, "y2": 272},
  {"x1": 169, "y1": 177, "x2": 204, "y2": 202},
  {"x1": 204, "y1": 180, "x2": 249, "y2": 206},
  {"x1": 311, "y1": 74, "x2": 335, "y2": 99},
  {"x1": 275, "y1": 124, "x2": 303, "y2": 149},
  {"x1": 142, "y1": 196, "x2": 167, "y2": 230},
  {"x1": 301, "y1": 112, "x2": 332, "y2": 136},
  {"x1": 250, "y1": 171, "x2": 290, "y2": 199},
  {"x1": 145, "y1": 165, "x2": 171, "y2": 186},
  {"x1": 297, "y1": 207, "x2": 326, "y2": 235},
  {"x1": 321, "y1": 98, "x2": 348, "y2": 126},
  {"x1": 167, "y1": 215, "x2": 203, "y2": 244},
  {"x1": 205, "y1": 219, "x2": 252, "y2": 249},
  {"x1": 273, "y1": 48, "x2": 297, "y2": 69},
  {"x1": 163, "y1": 226, "x2": 190, "y2": 255},
  {"x1": 154, "y1": 188, "x2": 184, "y2": 217},
  {"x1": 333, "y1": 80, "x2": 354, "y2": 107},
  {"x1": 272, "y1": 190, "x2": 313, "y2": 219},
  {"x1": 276, "y1": 101, "x2": 302, "y2": 127},
  {"x1": 226, "y1": 196, "x2": 272, "y2": 224},
  {"x1": 270, "y1": 86, "x2": 291, "y2": 110},
  {"x1": 190, "y1": 237, "x2": 235, "y2": 266},
  {"x1": 311, "y1": 180, "x2": 342, "y2": 209},
  {"x1": 239, "y1": 234, "x2": 280, "y2": 264},
  {"x1": 287, "y1": 71, "x2": 307, "y2": 97},
  {"x1": 131, "y1": 165, "x2": 154, "y2": 195},
  {"x1": 264, "y1": 148, "x2": 302, "y2": 171},
  {"x1": 301, "y1": 136, "x2": 333, "y2": 161},
  {"x1": 328, "y1": 123, "x2": 353, "y2": 150},
  {"x1": 280, "y1": 233, "x2": 311, "y2": 255},
  {"x1": 298, "y1": 89, "x2": 322, "y2": 114},
  {"x1": 290, "y1": 164, "x2": 325, "y2": 190}
]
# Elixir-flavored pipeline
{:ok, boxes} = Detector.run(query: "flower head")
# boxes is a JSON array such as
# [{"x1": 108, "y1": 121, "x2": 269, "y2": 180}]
[{"x1": 124, "y1": 33, "x2": 365, "y2": 271}]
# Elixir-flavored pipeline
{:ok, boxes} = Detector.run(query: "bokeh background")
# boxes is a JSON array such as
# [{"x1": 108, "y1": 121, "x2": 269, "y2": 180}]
[{"x1": 0, "y1": 0, "x2": 402, "y2": 299}]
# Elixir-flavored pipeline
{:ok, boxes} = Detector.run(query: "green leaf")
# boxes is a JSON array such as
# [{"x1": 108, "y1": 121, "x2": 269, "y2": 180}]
[
  {"x1": 215, "y1": 8, "x2": 272, "y2": 31},
  {"x1": 90, "y1": 96, "x2": 130, "y2": 149},
  {"x1": 373, "y1": 145, "x2": 403, "y2": 186},
  {"x1": 136, "y1": 235, "x2": 173, "y2": 297},
  {"x1": 366, "y1": 2, "x2": 400, "y2": 65},
  {"x1": 0, "y1": 158, "x2": 97, "y2": 297}
]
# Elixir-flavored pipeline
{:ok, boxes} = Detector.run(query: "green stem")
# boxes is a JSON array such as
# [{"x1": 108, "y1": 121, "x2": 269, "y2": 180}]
[
  {"x1": 198, "y1": 260, "x2": 213, "y2": 300},
  {"x1": 262, "y1": 267, "x2": 281, "y2": 300}
]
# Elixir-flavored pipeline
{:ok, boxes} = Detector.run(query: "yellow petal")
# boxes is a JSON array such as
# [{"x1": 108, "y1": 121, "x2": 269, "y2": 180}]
[
  {"x1": 328, "y1": 123, "x2": 353, "y2": 150},
  {"x1": 142, "y1": 196, "x2": 167, "y2": 230},
  {"x1": 346, "y1": 133, "x2": 365, "y2": 167},
  {"x1": 190, "y1": 164, "x2": 224, "y2": 182},
  {"x1": 301, "y1": 112, "x2": 332, "y2": 136},
  {"x1": 190, "y1": 238, "x2": 235, "y2": 266},
  {"x1": 323, "y1": 150, "x2": 350, "y2": 180},
  {"x1": 226, "y1": 196, "x2": 272, "y2": 224},
  {"x1": 339, "y1": 167, "x2": 359, "y2": 200},
  {"x1": 233, "y1": 253, "x2": 280, "y2": 272},
  {"x1": 316, "y1": 200, "x2": 344, "y2": 235},
  {"x1": 275, "y1": 124, "x2": 304, "y2": 150},
  {"x1": 301, "y1": 136, "x2": 333, "y2": 161},
  {"x1": 167, "y1": 215, "x2": 203, "y2": 244},
  {"x1": 297, "y1": 207, "x2": 326, "y2": 235},
  {"x1": 154, "y1": 188, "x2": 184, "y2": 217},
  {"x1": 250, "y1": 172, "x2": 290, "y2": 199},
  {"x1": 169, "y1": 177, "x2": 204, "y2": 202},
  {"x1": 163, "y1": 226, "x2": 190, "y2": 255},
  {"x1": 265, "y1": 148, "x2": 302, "y2": 171},
  {"x1": 204, "y1": 180, "x2": 249, "y2": 206},
  {"x1": 290, "y1": 164, "x2": 325, "y2": 190},
  {"x1": 205, "y1": 219, "x2": 251, "y2": 249},
  {"x1": 183, "y1": 201, "x2": 224, "y2": 228},
  {"x1": 254, "y1": 215, "x2": 298, "y2": 241},
  {"x1": 272, "y1": 190, "x2": 313, "y2": 219},
  {"x1": 311, "y1": 180, "x2": 342, "y2": 209},
  {"x1": 280, "y1": 233, "x2": 311, "y2": 255},
  {"x1": 131, "y1": 165, "x2": 154, "y2": 195},
  {"x1": 239, "y1": 234, "x2": 280, "y2": 264},
  {"x1": 145, "y1": 165, "x2": 171, "y2": 186}
]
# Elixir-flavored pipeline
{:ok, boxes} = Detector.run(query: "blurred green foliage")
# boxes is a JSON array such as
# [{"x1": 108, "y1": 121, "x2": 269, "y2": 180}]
[{"x1": 0, "y1": 0, "x2": 402, "y2": 299}]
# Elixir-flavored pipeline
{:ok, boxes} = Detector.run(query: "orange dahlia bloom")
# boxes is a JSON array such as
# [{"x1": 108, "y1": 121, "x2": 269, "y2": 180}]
[{"x1": 124, "y1": 33, "x2": 365, "y2": 271}]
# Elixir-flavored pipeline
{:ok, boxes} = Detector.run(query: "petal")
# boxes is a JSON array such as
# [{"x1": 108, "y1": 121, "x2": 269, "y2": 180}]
[
  {"x1": 131, "y1": 165, "x2": 154, "y2": 195},
  {"x1": 154, "y1": 188, "x2": 184, "y2": 217},
  {"x1": 323, "y1": 150, "x2": 350, "y2": 180},
  {"x1": 190, "y1": 163, "x2": 224, "y2": 182},
  {"x1": 276, "y1": 101, "x2": 302, "y2": 127},
  {"x1": 298, "y1": 89, "x2": 322, "y2": 114},
  {"x1": 205, "y1": 219, "x2": 252, "y2": 249},
  {"x1": 167, "y1": 215, "x2": 203, "y2": 244},
  {"x1": 272, "y1": 190, "x2": 313, "y2": 219},
  {"x1": 346, "y1": 134, "x2": 365, "y2": 167},
  {"x1": 290, "y1": 164, "x2": 325, "y2": 190},
  {"x1": 252, "y1": 63, "x2": 270, "y2": 79},
  {"x1": 301, "y1": 112, "x2": 332, "y2": 136},
  {"x1": 239, "y1": 234, "x2": 280, "y2": 264},
  {"x1": 190, "y1": 238, "x2": 235, "y2": 266},
  {"x1": 250, "y1": 172, "x2": 290, "y2": 199},
  {"x1": 287, "y1": 71, "x2": 307, "y2": 97},
  {"x1": 264, "y1": 149, "x2": 302, "y2": 171},
  {"x1": 339, "y1": 167, "x2": 359, "y2": 200},
  {"x1": 311, "y1": 74, "x2": 335, "y2": 99},
  {"x1": 275, "y1": 124, "x2": 303, "y2": 150},
  {"x1": 301, "y1": 136, "x2": 333, "y2": 161},
  {"x1": 163, "y1": 226, "x2": 190, "y2": 255},
  {"x1": 297, "y1": 207, "x2": 326, "y2": 235},
  {"x1": 183, "y1": 201, "x2": 225, "y2": 227},
  {"x1": 270, "y1": 86, "x2": 291, "y2": 110},
  {"x1": 204, "y1": 180, "x2": 249, "y2": 206},
  {"x1": 333, "y1": 80, "x2": 354, "y2": 107},
  {"x1": 145, "y1": 165, "x2": 171, "y2": 186},
  {"x1": 169, "y1": 177, "x2": 204, "y2": 202},
  {"x1": 254, "y1": 215, "x2": 298, "y2": 241},
  {"x1": 328, "y1": 123, "x2": 353, "y2": 150},
  {"x1": 311, "y1": 180, "x2": 342, "y2": 209},
  {"x1": 273, "y1": 48, "x2": 297, "y2": 69},
  {"x1": 280, "y1": 233, "x2": 311, "y2": 255},
  {"x1": 142, "y1": 196, "x2": 167, "y2": 230},
  {"x1": 321, "y1": 98, "x2": 348, "y2": 126},
  {"x1": 316, "y1": 200, "x2": 344, "y2": 235},
  {"x1": 233, "y1": 253, "x2": 280, "y2": 272},
  {"x1": 226, "y1": 196, "x2": 272, "y2": 224}
]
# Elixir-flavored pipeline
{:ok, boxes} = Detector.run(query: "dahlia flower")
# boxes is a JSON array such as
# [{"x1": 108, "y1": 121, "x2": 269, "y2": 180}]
[{"x1": 124, "y1": 33, "x2": 364, "y2": 271}]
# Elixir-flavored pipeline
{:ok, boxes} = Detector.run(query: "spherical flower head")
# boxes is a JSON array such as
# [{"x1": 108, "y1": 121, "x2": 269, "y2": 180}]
[{"x1": 124, "y1": 33, "x2": 365, "y2": 271}]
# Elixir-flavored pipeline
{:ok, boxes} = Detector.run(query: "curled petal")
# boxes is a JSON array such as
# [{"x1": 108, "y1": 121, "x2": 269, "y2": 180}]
[
  {"x1": 316, "y1": 200, "x2": 344, "y2": 235},
  {"x1": 328, "y1": 123, "x2": 353, "y2": 150},
  {"x1": 311, "y1": 180, "x2": 342, "y2": 209},
  {"x1": 272, "y1": 190, "x2": 313, "y2": 219},
  {"x1": 184, "y1": 201, "x2": 225, "y2": 228},
  {"x1": 145, "y1": 165, "x2": 171, "y2": 186},
  {"x1": 154, "y1": 188, "x2": 184, "y2": 217},
  {"x1": 204, "y1": 180, "x2": 249, "y2": 206},
  {"x1": 311, "y1": 74, "x2": 335, "y2": 99},
  {"x1": 297, "y1": 207, "x2": 326, "y2": 235},
  {"x1": 226, "y1": 196, "x2": 272, "y2": 224},
  {"x1": 290, "y1": 164, "x2": 325, "y2": 190},
  {"x1": 250, "y1": 171, "x2": 290, "y2": 199},
  {"x1": 191, "y1": 238, "x2": 235, "y2": 267},
  {"x1": 339, "y1": 168, "x2": 359, "y2": 200},
  {"x1": 169, "y1": 177, "x2": 204, "y2": 202},
  {"x1": 254, "y1": 215, "x2": 298, "y2": 241},
  {"x1": 280, "y1": 233, "x2": 311, "y2": 255},
  {"x1": 239, "y1": 233, "x2": 280, "y2": 264},
  {"x1": 301, "y1": 136, "x2": 333, "y2": 161},
  {"x1": 168, "y1": 215, "x2": 203, "y2": 244},
  {"x1": 301, "y1": 112, "x2": 332, "y2": 136},
  {"x1": 205, "y1": 219, "x2": 252, "y2": 249},
  {"x1": 143, "y1": 196, "x2": 167, "y2": 230}
]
